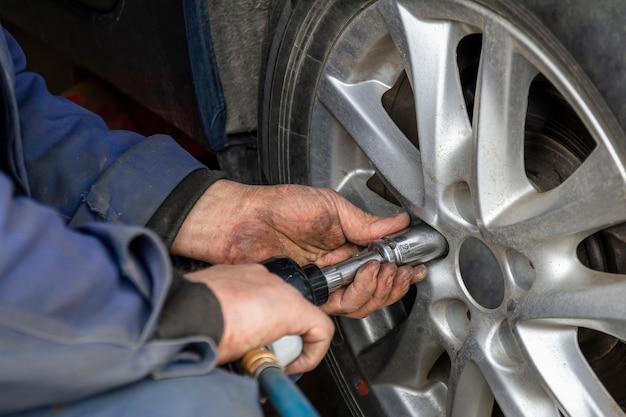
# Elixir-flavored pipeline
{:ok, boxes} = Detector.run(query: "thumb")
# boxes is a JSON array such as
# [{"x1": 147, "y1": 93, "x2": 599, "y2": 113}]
[{"x1": 335, "y1": 197, "x2": 410, "y2": 245}]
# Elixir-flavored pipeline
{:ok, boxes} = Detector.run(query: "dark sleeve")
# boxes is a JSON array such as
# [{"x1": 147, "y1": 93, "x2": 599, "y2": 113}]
[
  {"x1": 148, "y1": 169, "x2": 227, "y2": 344},
  {"x1": 153, "y1": 270, "x2": 224, "y2": 344},
  {"x1": 146, "y1": 168, "x2": 226, "y2": 247}
]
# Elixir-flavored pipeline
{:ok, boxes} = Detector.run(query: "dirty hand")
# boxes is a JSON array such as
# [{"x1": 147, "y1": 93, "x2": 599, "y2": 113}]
[
  {"x1": 172, "y1": 179, "x2": 427, "y2": 317},
  {"x1": 185, "y1": 264, "x2": 334, "y2": 374}
]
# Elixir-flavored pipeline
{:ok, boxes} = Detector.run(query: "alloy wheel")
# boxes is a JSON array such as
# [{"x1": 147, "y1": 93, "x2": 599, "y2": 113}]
[{"x1": 300, "y1": 0, "x2": 626, "y2": 415}]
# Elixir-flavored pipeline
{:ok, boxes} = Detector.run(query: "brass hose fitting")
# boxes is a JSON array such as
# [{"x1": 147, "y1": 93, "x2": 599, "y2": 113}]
[
  {"x1": 241, "y1": 347, "x2": 321, "y2": 417},
  {"x1": 241, "y1": 348, "x2": 282, "y2": 378}
]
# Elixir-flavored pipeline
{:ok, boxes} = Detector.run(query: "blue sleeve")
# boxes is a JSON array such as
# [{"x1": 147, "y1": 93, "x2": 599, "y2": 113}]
[
  {"x1": 0, "y1": 30, "x2": 221, "y2": 414},
  {"x1": 0, "y1": 173, "x2": 218, "y2": 414},
  {"x1": 6, "y1": 30, "x2": 207, "y2": 226}
]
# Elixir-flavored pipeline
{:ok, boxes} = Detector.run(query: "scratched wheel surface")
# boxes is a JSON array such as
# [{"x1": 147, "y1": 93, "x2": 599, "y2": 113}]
[{"x1": 260, "y1": 0, "x2": 626, "y2": 415}]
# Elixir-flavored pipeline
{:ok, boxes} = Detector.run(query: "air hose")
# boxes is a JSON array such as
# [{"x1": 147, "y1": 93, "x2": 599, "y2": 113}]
[{"x1": 241, "y1": 348, "x2": 320, "y2": 417}]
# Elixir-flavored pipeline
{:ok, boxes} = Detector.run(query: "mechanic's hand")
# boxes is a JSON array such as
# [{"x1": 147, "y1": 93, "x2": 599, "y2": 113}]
[
  {"x1": 322, "y1": 261, "x2": 427, "y2": 318},
  {"x1": 172, "y1": 179, "x2": 426, "y2": 317},
  {"x1": 185, "y1": 264, "x2": 334, "y2": 374}
]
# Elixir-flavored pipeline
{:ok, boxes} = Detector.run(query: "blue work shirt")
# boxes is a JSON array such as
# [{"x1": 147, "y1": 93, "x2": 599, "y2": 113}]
[{"x1": 0, "y1": 26, "x2": 221, "y2": 413}]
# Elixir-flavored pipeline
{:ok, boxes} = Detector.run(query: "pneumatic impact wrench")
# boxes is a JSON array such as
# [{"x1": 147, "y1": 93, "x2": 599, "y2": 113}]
[
  {"x1": 262, "y1": 222, "x2": 449, "y2": 366},
  {"x1": 239, "y1": 223, "x2": 448, "y2": 417}
]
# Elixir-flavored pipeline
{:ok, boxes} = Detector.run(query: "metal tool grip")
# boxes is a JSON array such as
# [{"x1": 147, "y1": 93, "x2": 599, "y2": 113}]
[
  {"x1": 321, "y1": 251, "x2": 384, "y2": 292},
  {"x1": 321, "y1": 223, "x2": 448, "y2": 290},
  {"x1": 374, "y1": 222, "x2": 449, "y2": 265}
]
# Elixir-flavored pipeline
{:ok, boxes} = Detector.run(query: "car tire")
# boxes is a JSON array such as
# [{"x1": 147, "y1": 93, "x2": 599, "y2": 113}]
[{"x1": 260, "y1": 1, "x2": 626, "y2": 416}]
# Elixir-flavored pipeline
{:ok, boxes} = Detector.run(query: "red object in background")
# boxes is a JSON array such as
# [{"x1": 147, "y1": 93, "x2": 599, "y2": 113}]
[
  {"x1": 355, "y1": 378, "x2": 369, "y2": 396},
  {"x1": 62, "y1": 76, "x2": 213, "y2": 163}
]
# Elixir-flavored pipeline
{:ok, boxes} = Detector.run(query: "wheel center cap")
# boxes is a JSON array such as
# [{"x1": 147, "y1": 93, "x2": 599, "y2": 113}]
[{"x1": 459, "y1": 238, "x2": 505, "y2": 309}]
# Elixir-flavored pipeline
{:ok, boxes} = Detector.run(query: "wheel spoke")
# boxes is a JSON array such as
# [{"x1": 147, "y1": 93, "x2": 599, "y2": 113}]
[
  {"x1": 517, "y1": 267, "x2": 626, "y2": 341},
  {"x1": 517, "y1": 325, "x2": 623, "y2": 416},
  {"x1": 446, "y1": 323, "x2": 560, "y2": 417},
  {"x1": 475, "y1": 331, "x2": 559, "y2": 416},
  {"x1": 481, "y1": 363, "x2": 559, "y2": 416},
  {"x1": 318, "y1": 75, "x2": 425, "y2": 209},
  {"x1": 371, "y1": 287, "x2": 451, "y2": 387},
  {"x1": 336, "y1": 169, "x2": 405, "y2": 217},
  {"x1": 485, "y1": 146, "x2": 626, "y2": 246},
  {"x1": 366, "y1": 312, "x2": 449, "y2": 415},
  {"x1": 378, "y1": 0, "x2": 474, "y2": 201},
  {"x1": 447, "y1": 346, "x2": 493, "y2": 417},
  {"x1": 372, "y1": 319, "x2": 444, "y2": 387},
  {"x1": 472, "y1": 19, "x2": 539, "y2": 226}
]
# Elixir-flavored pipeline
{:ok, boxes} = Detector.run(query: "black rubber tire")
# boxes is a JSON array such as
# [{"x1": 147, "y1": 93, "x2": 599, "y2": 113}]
[{"x1": 259, "y1": 1, "x2": 626, "y2": 416}]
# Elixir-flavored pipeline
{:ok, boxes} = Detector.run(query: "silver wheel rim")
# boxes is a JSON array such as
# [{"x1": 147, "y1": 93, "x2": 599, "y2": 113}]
[{"x1": 303, "y1": 0, "x2": 626, "y2": 415}]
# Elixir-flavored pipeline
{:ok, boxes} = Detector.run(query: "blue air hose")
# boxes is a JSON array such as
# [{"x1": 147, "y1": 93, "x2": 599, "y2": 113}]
[
  {"x1": 258, "y1": 365, "x2": 320, "y2": 417},
  {"x1": 241, "y1": 349, "x2": 320, "y2": 417}
]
